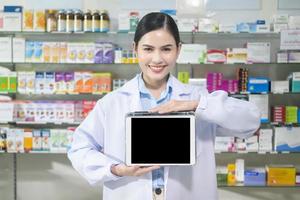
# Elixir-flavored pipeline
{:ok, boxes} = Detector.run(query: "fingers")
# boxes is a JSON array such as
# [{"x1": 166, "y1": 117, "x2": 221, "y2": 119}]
[
  {"x1": 114, "y1": 164, "x2": 160, "y2": 177},
  {"x1": 149, "y1": 100, "x2": 178, "y2": 114}
]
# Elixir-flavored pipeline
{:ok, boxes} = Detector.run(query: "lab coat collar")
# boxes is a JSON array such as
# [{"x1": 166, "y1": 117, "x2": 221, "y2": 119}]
[{"x1": 118, "y1": 74, "x2": 192, "y2": 98}]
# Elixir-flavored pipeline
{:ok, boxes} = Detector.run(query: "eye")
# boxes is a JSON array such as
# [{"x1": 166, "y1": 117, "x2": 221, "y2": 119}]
[
  {"x1": 162, "y1": 47, "x2": 172, "y2": 52},
  {"x1": 143, "y1": 47, "x2": 153, "y2": 52}
]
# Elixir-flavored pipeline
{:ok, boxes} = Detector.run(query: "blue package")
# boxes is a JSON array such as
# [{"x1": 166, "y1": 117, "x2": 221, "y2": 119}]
[
  {"x1": 4, "y1": 6, "x2": 22, "y2": 13},
  {"x1": 248, "y1": 23, "x2": 257, "y2": 33},
  {"x1": 244, "y1": 170, "x2": 266, "y2": 186},
  {"x1": 247, "y1": 77, "x2": 270, "y2": 93},
  {"x1": 256, "y1": 20, "x2": 266, "y2": 25},
  {"x1": 237, "y1": 23, "x2": 250, "y2": 33}
]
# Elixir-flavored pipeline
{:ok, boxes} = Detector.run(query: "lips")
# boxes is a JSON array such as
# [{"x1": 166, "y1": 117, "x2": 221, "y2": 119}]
[{"x1": 148, "y1": 65, "x2": 166, "y2": 73}]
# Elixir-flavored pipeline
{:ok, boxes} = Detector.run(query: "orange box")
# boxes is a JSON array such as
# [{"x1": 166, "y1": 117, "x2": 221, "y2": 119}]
[
  {"x1": 23, "y1": 10, "x2": 34, "y2": 31},
  {"x1": 34, "y1": 10, "x2": 46, "y2": 32},
  {"x1": 227, "y1": 164, "x2": 236, "y2": 185},
  {"x1": 92, "y1": 73, "x2": 112, "y2": 94},
  {"x1": 267, "y1": 165, "x2": 296, "y2": 186}
]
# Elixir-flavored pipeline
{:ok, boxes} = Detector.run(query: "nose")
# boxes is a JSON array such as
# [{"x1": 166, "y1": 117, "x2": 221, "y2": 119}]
[{"x1": 152, "y1": 50, "x2": 163, "y2": 64}]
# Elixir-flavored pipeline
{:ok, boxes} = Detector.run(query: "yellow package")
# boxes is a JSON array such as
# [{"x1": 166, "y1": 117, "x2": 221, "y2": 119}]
[
  {"x1": 34, "y1": 10, "x2": 46, "y2": 32},
  {"x1": 23, "y1": 10, "x2": 34, "y2": 31},
  {"x1": 267, "y1": 165, "x2": 296, "y2": 186}
]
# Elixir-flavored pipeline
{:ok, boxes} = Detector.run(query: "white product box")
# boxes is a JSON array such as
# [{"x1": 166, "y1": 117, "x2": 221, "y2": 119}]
[
  {"x1": 177, "y1": 18, "x2": 198, "y2": 32},
  {"x1": 256, "y1": 24, "x2": 270, "y2": 33},
  {"x1": 235, "y1": 159, "x2": 245, "y2": 182},
  {"x1": 0, "y1": 12, "x2": 21, "y2": 31},
  {"x1": 13, "y1": 38, "x2": 25, "y2": 63},
  {"x1": 271, "y1": 81, "x2": 289, "y2": 93},
  {"x1": 85, "y1": 43, "x2": 95, "y2": 63},
  {"x1": 55, "y1": 102, "x2": 65, "y2": 123},
  {"x1": 289, "y1": 16, "x2": 300, "y2": 29},
  {"x1": 35, "y1": 102, "x2": 47, "y2": 122},
  {"x1": 259, "y1": 129, "x2": 273, "y2": 152},
  {"x1": 6, "y1": 129, "x2": 16, "y2": 152},
  {"x1": 288, "y1": 51, "x2": 300, "y2": 63},
  {"x1": 59, "y1": 42, "x2": 68, "y2": 63},
  {"x1": 64, "y1": 102, "x2": 75, "y2": 123},
  {"x1": 0, "y1": 37, "x2": 12, "y2": 62},
  {"x1": 198, "y1": 18, "x2": 218, "y2": 33},
  {"x1": 188, "y1": 78, "x2": 207, "y2": 90},
  {"x1": 118, "y1": 12, "x2": 130, "y2": 32},
  {"x1": 45, "y1": 102, "x2": 56, "y2": 123},
  {"x1": 226, "y1": 48, "x2": 247, "y2": 64},
  {"x1": 277, "y1": 51, "x2": 288, "y2": 63},
  {"x1": 67, "y1": 43, "x2": 77, "y2": 63},
  {"x1": 0, "y1": 101, "x2": 14, "y2": 122},
  {"x1": 76, "y1": 44, "x2": 86, "y2": 63},
  {"x1": 247, "y1": 42, "x2": 271, "y2": 63},
  {"x1": 218, "y1": 24, "x2": 237, "y2": 33},
  {"x1": 50, "y1": 129, "x2": 61, "y2": 152},
  {"x1": 273, "y1": 14, "x2": 289, "y2": 24},
  {"x1": 273, "y1": 23, "x2": 288, "y2": 33},
  {"x1": 24, "y1": 102, "x2": 35, "y2": 122},
  {"x1": 177, "y1": 44, "x2": 207, "y2": 64},
  {"x1": 26, "y1": 71, "x2": 35, "y2": 94},
  {"x1": 35, "y1": 72, "x2": 45, "y2": 94},
  {"x1": 45, "y1": 72, "x2": 55, "y2": 94},
  {"x1": 17, "y1": 71, "x2": 27, "y2": 94},
  {"x1": 275, "y1": 127, "x2": 300, "y2": 152},
  {"x1": 15, "y1": 129, "x2": 24, "y2": 153},
  {"x1": 245, "y1": 135, "x2": 258, "y2": 143},
  {"x1": 246, "y1": 142, "x2": 259, "y2": 152},
  {"x1": 249, "y1": 94, "x2": 269, "y2": 123}
]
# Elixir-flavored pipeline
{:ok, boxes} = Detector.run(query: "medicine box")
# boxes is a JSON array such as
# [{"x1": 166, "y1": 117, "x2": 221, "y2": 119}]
[
  {"x1": 244, "y1": 168, "x2": 266, "y2": 186},
  {"x1": 275, "y1": 127, "x2": 300, "y2": 152},
  {"x1": 247, "y1": 42, "x2": 271, "y2": 63},
  {"x1": 271, "y1": 81, "x2": 289, "y2": 93},
  {"x1": 177, "y1": 44, "x2": 207, "y2": 64},
  {"x1": 289, "y1": 72, "x2": 300, "y2": 92},
  {"x1": 267, "y1": 165, "x2": 296, "y2": 186},
  {"x1": 247, "y1": 77, "x2": 269, "y2": 93}
]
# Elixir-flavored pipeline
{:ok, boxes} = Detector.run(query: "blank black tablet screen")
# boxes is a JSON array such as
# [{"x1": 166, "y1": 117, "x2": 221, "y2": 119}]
[{"x1": 131, "y1": 117, "x2": 190, "y2": 164}]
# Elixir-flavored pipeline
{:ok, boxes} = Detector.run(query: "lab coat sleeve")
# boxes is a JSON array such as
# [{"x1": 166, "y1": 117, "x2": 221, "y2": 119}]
[
  {"x1": 196, "y1": 90, "x2": 261, "y2": 138},
  {"x1": 68, "y1": 101, "x2": 122, "y2": 185}
]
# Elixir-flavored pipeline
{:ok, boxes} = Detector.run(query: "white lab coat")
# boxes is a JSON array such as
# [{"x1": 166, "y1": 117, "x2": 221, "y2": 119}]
[{"x1": 68, "y1": 74, "x2": 260, "y2": 200}]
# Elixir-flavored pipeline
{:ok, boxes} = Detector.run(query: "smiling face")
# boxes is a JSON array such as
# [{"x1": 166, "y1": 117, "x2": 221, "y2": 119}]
[{"x1": 134, "y1": 28, "x2": 181, "y2": 87}]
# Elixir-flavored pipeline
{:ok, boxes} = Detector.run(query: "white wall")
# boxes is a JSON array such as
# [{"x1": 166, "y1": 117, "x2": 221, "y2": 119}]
[{"x1": 1, "y1": 1, "x2": 300, "y2": 200}]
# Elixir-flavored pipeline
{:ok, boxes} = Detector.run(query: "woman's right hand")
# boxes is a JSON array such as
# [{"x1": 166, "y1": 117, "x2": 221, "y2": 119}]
[{"x1": 111, "y1": 164, "x2": 160, "y2": 177}]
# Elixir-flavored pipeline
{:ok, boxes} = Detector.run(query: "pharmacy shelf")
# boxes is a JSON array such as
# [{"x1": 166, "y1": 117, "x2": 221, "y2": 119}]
[
  {"x1": 15, "y1": 93, "x2": 105, "y2": 100},
  {"x1": 215, "y1": 151, "x2": 300, "y2": 154},
  {"x1": 218, "y1": 184, "x2": 300, "y2": 188},
  {"x1": 0, "y1": 151, "x2": 67, "y2": 154},
  {"x1": 193, "y1": 32, "x2": 280, "y2": 38}
]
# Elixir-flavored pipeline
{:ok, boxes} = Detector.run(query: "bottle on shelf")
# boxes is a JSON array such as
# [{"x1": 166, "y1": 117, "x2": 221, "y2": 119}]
[
  {"x1": 66, "y1": 9, "x2": 74, "y2": 33},
  {"x1": 92, "y1": 10, "x2": 100, "y2": 32},
  {"x1": 99, "y1": 10, "x2": 110, "y2": 32},
  {"x1": 74, "y1": 9, "x2": 83, "y2": 32},
  {"x1": 83, "y1": 9, "x2": 92, "y2": 32},
  {"x1": 46, "y1": 9, "x2": 58, "y2": 32},
  {"x1": 57, "y1": 9, "x2": 66, "y2": 32}
]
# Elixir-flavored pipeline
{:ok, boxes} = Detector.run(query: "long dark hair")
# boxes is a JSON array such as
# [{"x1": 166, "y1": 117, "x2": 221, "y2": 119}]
[{"x1": 134, "y1": 12, "x2": 180, "y2": 47}]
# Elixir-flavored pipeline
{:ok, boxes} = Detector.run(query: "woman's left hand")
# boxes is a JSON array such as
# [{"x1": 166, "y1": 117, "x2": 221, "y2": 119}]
[{"x1": 149, "y1": 100, "x2": 199, "y2": 114}]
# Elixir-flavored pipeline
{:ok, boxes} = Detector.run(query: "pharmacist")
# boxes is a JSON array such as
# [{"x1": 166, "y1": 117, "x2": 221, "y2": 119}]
[{"x1": 68, "y1": 12, "x2": 260, "y2": 200}]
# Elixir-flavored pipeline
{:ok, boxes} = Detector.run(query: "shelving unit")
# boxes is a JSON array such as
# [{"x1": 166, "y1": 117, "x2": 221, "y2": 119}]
[{"x1": 1, "y1": 30, "x2": 300, "y2": 199}]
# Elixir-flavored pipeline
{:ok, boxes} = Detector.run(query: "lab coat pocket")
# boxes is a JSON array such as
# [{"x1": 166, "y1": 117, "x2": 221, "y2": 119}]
[{"x1": 103, "y1": 175, "x2": 152, "y2": 200}]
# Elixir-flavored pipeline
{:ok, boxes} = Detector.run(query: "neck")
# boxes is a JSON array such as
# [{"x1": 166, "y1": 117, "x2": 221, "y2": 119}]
[{"x1": 142, "y1": 74, "x2": 169, "y2": 99}]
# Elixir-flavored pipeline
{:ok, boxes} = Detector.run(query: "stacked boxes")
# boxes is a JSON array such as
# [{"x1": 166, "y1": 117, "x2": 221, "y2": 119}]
[
  {"x1": 206, "y1": 72, "x2": 222, "y2": 93},
  {"x1": 289, "y1": 72, "x2": 300, "y2": 92},
  {"x1": 285, "y1": 106, "x2": 298, "y2": 124},
  {"x1": 236, "y1": 68, "x2": 248, "y2": 92},
  {"x1": 272, "y1": 106, "x2": 286, "y2": 123},
  {"x1": 259, "y1": 129, "x2": 273, "y2": 152}
]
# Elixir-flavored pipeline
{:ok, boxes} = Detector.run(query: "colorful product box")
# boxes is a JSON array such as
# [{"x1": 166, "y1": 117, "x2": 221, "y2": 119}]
[
  {"x1": 33, "y1": 41, "x2": 44, "y2": 63},
  {"x1": 64, "y1": 72, "x2": 75, "y2": 94},
  {"x1": 41, "y1": 129, "x2": 50, "y2": 151},
  {"x1": 33, "y1": 10, "x2": 46, "y2": 32},
  {"x1": 45, "y1": 72, "x2": 55, "y2": 94},
  {"x1": 6, "y1": 129, "x2": 16, "y2": 152},
  {"x1": 206, "y1": 49, "x2": 226, "y2": 64},
  {"x1": 226, "y1": 48, "x2": 247, "y2": 64},
  {"x1": 177, "y1": 44, "x2": 207, "y2": 64},
  {"x1": 247, "y1": 77, "x2": 269, "y2": 93},
  {"x1": 55, "y1": 72, "x2": 66, "y2": 94},
  {"x1": 35, "y1": 72, "x2": 45, "y2": 94},
  {"x1": 85, "y1": 43, "x2": 95, "y2": 63},
  {"x1": 285, "y1": 106, "x2": 298, "y2": 124},
  {"x1": 25, "y1": 41, "x2": 35, "y2": 63},
  {"x1": 244, "y1": 168, "x2": 266, "y2": 186},
  {"x1": 247, "y1": 42, "x2": 271, "y2": 63},
  {"x1": 32, "y1": 129, "x2": 42, "y2": 151},
  {"x1": 275, "y1": 127, "x2": 300, "y2": 152},
  {"x1": 289, "y1": 72, "x2": 300, "y2": 92},
  {"x1": 103, "y1": 43, "x2": 114, "y2": 64},
  {"x1": 267, "y1": 165, "x2": 296, "y2": 186},
  {"x1": 23, "y1": 10, "x2": 34, "y2": 31}
]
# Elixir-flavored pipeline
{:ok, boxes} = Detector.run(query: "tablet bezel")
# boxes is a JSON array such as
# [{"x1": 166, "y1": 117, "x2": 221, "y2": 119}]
[{"x1": 125, "y1": 112, "x2": 196, "y2": 166}]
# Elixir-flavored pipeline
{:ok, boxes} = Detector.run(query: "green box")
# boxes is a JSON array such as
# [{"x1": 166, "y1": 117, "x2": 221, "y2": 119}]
[{"x1": 0, "y1": 75, "x2": 8, "y2": 93}]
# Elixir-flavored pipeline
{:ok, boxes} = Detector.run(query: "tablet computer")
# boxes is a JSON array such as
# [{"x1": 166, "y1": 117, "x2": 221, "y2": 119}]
[{"x1": 125, "y1": 111, "x2": 196, "y2": 166}]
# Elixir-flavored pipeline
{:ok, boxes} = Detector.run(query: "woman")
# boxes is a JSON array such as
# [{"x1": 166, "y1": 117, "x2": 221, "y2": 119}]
[{"x1": 68, "y1": 12, "x2": 260, "y2": 200}]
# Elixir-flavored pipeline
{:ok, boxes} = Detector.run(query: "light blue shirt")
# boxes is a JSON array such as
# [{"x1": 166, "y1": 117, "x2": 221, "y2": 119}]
[{"x1": 138, "y1": 73, "x2": 172, "y2": 190}]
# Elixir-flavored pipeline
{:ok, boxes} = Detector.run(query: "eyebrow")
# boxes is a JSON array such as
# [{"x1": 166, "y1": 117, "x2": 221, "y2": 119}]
[{"x1": 141, "y1": 44, "x2": 174, "y2": 48}]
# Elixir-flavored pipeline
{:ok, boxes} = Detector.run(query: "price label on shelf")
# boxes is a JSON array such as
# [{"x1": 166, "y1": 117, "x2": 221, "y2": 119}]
[{"x1": 280, "y1": 29, "x2": 300, "y2": 50}]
